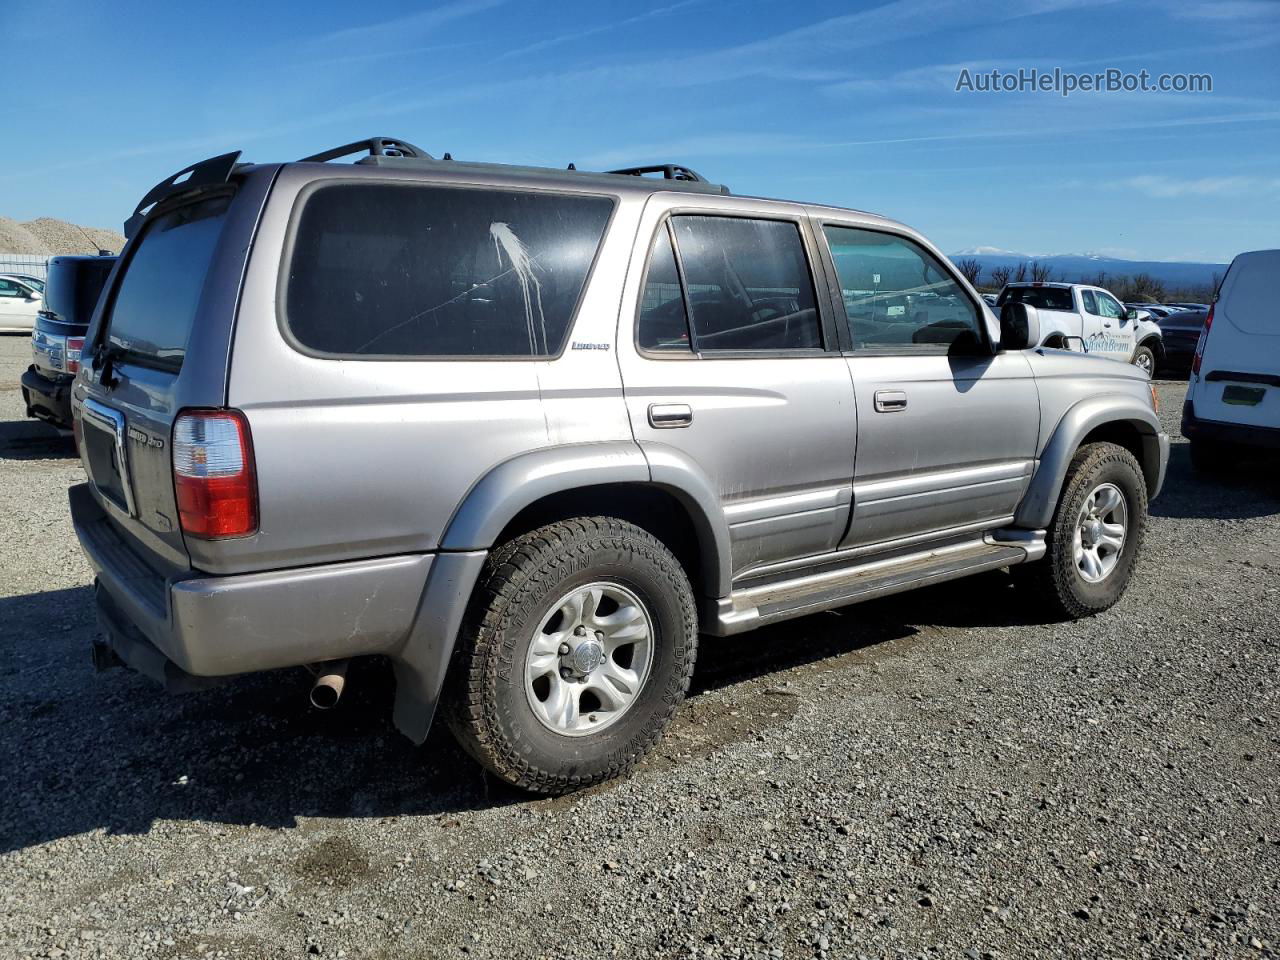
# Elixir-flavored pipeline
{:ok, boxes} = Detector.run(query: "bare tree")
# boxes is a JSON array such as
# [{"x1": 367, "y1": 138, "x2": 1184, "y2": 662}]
[
  {"x1": 1011, "y1": 261, "x2": 1028, "y2": 283},
  {"x1": 1116, "y1": 273, "x2": 1165, "y2": 303},
  {"x1": 954, "y1": 258, "x2": 983, "y2": 287},
  {"x1": 988, "y1": 266, "x2": 1011, "y2": 289},
  {"x1": 1030, "y1": 261, "x2": 1053, "y2": 283}
]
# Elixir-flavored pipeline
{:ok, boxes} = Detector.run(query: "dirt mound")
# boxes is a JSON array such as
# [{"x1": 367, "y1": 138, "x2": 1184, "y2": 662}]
[
  {"x1": 0, "y1": 217, "x2": 50, "y2": 256},
  {"x1": 19, "y1": 218, "x2": 125, "y2": 255}
]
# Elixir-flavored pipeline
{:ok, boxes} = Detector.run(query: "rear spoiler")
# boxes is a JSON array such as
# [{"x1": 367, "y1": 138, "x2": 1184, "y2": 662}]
[{"x1": 123, "y1": 150, "x2": 242, "y2": 240}]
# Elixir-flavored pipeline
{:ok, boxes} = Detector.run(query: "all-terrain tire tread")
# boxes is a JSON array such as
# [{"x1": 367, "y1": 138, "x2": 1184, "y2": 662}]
[{"x1": 444, "y1": 517, "x2": 697, "y2": 795}]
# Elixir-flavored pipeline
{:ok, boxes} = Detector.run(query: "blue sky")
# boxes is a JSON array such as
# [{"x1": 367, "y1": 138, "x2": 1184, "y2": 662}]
[{"x1": 3, "y1": 0, "x2": 1277, "y2": 262}]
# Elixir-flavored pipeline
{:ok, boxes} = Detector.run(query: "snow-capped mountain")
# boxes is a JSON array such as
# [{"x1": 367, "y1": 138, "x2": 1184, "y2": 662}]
[{"x1": 947, "y1": 250, "x2": 1227, "y2": 289}]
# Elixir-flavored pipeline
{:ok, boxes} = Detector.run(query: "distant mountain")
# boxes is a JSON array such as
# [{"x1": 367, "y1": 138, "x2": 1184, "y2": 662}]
[{"x1": 949, "y1": 251, "x2": 1227, "y2": 291}]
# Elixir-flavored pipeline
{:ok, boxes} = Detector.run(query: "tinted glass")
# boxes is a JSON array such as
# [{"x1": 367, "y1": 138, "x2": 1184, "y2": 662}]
[
  {"x1": 1081, "y1": 290, "x2": 1098, "y2": 314},
  {"x1": 637, "y1": 227, "x2": 691, "y2": 352},
  {"x1": 824, "y1": 226, "x2": 981, "y2": 350},
  {"x1": 42, "y1": 257, "x2": 116, "y2": 326},
  {"x1": 996, "y1": 285, "x2": 1075, "y2": 312},
  {"x1": 670, "y1": 216, "x2": 821, "y2": 352},
  {"x1": 106, "y1": 195, "x2": 231, "y2": 371},
  {"x1": 285, "y1": 184, "x2": 614, "y2": 357}
]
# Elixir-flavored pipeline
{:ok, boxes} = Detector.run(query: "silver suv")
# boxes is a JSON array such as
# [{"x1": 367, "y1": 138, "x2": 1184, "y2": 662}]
[{"x1": 70, "y1": 137, "x2": 1169, "y2": 793}]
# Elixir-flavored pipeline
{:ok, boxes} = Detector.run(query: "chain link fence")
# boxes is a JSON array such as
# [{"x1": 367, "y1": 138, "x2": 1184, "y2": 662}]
[{"x1": 0, "y1": 255, "x2": 50, "y2": 282}]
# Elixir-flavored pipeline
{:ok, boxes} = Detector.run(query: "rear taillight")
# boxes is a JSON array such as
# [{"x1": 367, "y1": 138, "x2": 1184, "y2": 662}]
[
  {"x1": 65, "y1": 337, "x2": 85, "y2": 374},
  {"x1": 172, "y1": 410, "x2": 258, "y2": 538},
  {"x1": 1191, "y1": 303, "x2": 1214, "y2": 376}
]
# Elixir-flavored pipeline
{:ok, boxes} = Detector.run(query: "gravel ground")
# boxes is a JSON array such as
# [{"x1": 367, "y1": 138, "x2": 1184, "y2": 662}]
[{"x1": 0, "y1": 333, "x2": 1276, "y2": 959}]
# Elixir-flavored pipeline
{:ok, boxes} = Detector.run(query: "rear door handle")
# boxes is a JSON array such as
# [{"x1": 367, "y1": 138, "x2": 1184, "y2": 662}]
[
  {"x1": 873, "y1": 390, "x2": 908, "y2": 413},
  {"x1": 648, "y1": 403, "x2": 693, "y2": 428}
]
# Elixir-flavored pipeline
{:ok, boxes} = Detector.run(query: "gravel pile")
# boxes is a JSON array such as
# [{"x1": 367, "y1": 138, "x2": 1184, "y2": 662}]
[
  {"x1": 0, "y1": 217, "x2": 124, "y2": 256},
  {"x1": 0, "y1": 340, "x2": 1276, "y2": 959}
]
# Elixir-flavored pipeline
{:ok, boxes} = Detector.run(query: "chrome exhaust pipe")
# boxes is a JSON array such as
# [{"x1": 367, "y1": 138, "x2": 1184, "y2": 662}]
[{"x1": 309, "y1": 660, "x2": 349, "y2": 709}]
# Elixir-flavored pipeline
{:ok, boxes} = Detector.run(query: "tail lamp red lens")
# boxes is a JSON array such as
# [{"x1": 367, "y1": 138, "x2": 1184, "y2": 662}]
[
  {"x1": 1191, "y1": 303, "x2": 1214, "y2": 376},
  {"x1": 172, "y1": 410, "x2": 258, "y2": 538},
  {"x1": 65, "y1": 337, "x2": 85, "y2": 374}
]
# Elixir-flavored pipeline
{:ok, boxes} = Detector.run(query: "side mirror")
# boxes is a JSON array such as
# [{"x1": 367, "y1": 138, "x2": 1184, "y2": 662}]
[{"x1": 999, "y1": 302, "x2": 1041, "y2": 351}]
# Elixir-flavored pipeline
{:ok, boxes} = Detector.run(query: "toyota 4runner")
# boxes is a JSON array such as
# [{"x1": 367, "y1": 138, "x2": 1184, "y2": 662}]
[{"x1": 70, "y1": 137, "x2": 1169, "y2": 793}]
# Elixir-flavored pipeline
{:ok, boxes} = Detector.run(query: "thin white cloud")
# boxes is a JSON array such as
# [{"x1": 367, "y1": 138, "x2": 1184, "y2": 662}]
[
  {"x1": 298, "y1": 0, "x2": 507, "y2": 56},
  {"x1": 1111, "y1": 174, "x2": 1280, "y2": 199},
  {"x1": 495, "y1": 0, "x2": 705, "y2": 62}
]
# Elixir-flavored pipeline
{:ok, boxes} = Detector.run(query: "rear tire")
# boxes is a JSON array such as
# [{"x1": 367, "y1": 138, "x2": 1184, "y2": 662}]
[
  {"x1": 1132, "y1": 344, "x2": 1157, "y2": 379},
  {"x1": 1015, "y1": 442, "x2": 1147, "y2": 620},
  {"x1": 445, "y1": 517, "x2": 697, "y2": 794}
]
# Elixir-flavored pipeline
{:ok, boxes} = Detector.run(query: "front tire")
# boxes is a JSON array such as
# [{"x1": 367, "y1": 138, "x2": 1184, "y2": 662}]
[
  {"x1": 1016, "y1": 442, "x2": 1147, "y2": 619},
  {"x1": 445, "y1": 517, "x2": 697, "y2": 794}
]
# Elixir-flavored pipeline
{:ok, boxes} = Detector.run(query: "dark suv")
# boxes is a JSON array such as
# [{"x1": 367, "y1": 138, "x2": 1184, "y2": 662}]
[{"x1": 22, "y1": 254, "x2": 117, "y2": 429}]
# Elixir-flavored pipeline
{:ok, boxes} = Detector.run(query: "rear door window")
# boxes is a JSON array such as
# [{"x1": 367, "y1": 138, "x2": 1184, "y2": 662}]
[
  {"x1": 637, "y1": 226, "x2": 692, "y2": 352},
  {"x1": 667, "y1": 215, "x2": 821, "y2": 352},
  {"x1": 105, "y1": 194, "x2": 232, "y2": 371},
  {"x1": 284, "y1": 183, "x2": 614, "y2": 358}
]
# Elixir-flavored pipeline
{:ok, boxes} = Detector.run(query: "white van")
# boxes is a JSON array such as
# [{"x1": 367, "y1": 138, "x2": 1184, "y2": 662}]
[{"x1": 1182, "y1": 249, "x2": 1280, "y2": 468}]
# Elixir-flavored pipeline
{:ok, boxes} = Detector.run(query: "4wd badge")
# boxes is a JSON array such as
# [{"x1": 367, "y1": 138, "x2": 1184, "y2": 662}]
[{"x1": 127, "y1": 427, "x2": 165, "y2": 450}]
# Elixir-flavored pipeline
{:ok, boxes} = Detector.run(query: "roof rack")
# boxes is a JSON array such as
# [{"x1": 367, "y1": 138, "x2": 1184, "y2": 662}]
[
  {"x1": 299, "y1": 137, "x2": 431, "y2": 163},
  {"x1": 605, "y1": 164, "x2": 711, "y2": 183},
  {"x1": 123, "y1": 150, "x2": 243, "y2": 240}
]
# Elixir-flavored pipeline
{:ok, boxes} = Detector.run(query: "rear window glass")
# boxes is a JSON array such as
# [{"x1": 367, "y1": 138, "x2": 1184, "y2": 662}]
[
  {"x1": 996, "y1": 286, "x2": 1075, "y2": 312},
  {"x1": 42, "y1": 258, "x2": 116, "y2": 326},
  {"x1": 284, "y1": 183, "x2": 614, "y2": 358},
  {"x1": 106, "y1": 195, "x2": 231, "y2": 371}
]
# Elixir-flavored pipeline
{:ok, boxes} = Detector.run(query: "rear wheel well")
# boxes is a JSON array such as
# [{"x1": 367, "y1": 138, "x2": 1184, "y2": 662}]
[{"x1": 493, "y1": 484, "x2": 708, "y2": 599}]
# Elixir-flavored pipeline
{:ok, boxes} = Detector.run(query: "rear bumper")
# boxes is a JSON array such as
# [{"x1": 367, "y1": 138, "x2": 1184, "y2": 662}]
[
  {"x1": 20, "y1": 365, "x2": 73, "y2": 429},
  {"x1": 1177, "y1": 407, "x2": 1280, "y2": 450},
  {"x1": 70, "y1": 483, "x2": 486, "y2": 741},
  {"x1": 1182, "y1": 404, "x2": 1280, "y2": 450}
]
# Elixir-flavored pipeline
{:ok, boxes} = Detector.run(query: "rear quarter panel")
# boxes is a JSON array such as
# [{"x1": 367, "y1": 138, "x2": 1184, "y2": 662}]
[{"x1": 208, "y1": 164, "x2": 640, "y2": 576}]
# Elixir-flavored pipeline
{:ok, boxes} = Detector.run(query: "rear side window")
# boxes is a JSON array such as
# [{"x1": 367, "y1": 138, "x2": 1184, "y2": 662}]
[
  {"x1": 997, "y1": 285, "x2": 1075, "y2": 312},
  {"x1": 637, "y1": 226, "x2": 691, "y2": 352},
  {"x1": 1081, "y1": 290, "x2": 1098, "y2": 314},
  {"x1": 668, "y1": 216, "x2": 821, "y2": 352},
  {"x1": 284, "y1": 183, "x2": 614, "y2": 358},
  {"x1": 106, "y1": 195, "x2": 231, "y2": 371}
]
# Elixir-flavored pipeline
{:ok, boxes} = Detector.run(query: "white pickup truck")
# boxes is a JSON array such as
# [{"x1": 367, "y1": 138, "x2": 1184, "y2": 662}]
[{"x1": 995, "y1": 282, "x2": 1164, "y2": 376}]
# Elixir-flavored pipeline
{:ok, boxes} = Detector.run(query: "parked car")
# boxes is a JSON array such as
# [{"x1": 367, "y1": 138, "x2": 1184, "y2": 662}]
[
  {"x1": 996, "y1": 281, "x2": 1164, "y2": 376},
  {"x1": 1165, "y1": 302, "x2": 1208, "y2": 311},
  {"x1": 21, "y1": 255, "x2": 117, "y2": 428},
  {"x1": 1155, "y1": 308, "x2": 1207, "y2": 372},
  {"x1": 0, "y1": 274, "x2": 43, "y2": 333},
  {"x1": 981, "y1": 293, "x2": 998, "y2": 307},
  {"x1": 70, "y1": 137, "x2": 1168, "y2": 794},
  {"x1": 7, "y1": 272, "x2": 46, "y2": 293},
  {"x1": 1126, "y1": 302, "x2": 1174, "y2": 320},
  {"x1": 1182, "y1": 249, "x2": 1280, "y2": 469}
]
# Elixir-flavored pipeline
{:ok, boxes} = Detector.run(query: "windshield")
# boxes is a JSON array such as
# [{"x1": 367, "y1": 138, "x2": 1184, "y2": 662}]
[
  {"x1": 104, "y1": 194, "x2": 231, "y2": 371},
  {"x1": 997, "y1": 286, "x2": 1075, "y2": 312}
]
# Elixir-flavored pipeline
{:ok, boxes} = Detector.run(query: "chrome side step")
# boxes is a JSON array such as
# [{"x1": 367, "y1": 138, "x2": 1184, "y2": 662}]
[{"x1": 706, "y1": 531, "x2": 1044, "y2": 636}]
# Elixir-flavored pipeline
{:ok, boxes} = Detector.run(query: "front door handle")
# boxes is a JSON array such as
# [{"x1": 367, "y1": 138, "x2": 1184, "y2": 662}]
[
  {"x1": 873, "y1": 390, "x2": 908, "y2": 413},
  {"x1": 648, "y1": 403, "x2": 693, "y2": 428}
]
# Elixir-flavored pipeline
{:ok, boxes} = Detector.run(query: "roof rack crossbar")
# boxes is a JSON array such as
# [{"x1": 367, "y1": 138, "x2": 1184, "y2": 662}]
[
  {"x1": 299, "y1": 137, "x2": 432, "y2": 164},
  {"x1": 606, "y1": 164, "x2": 710, "y2": 183}
]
